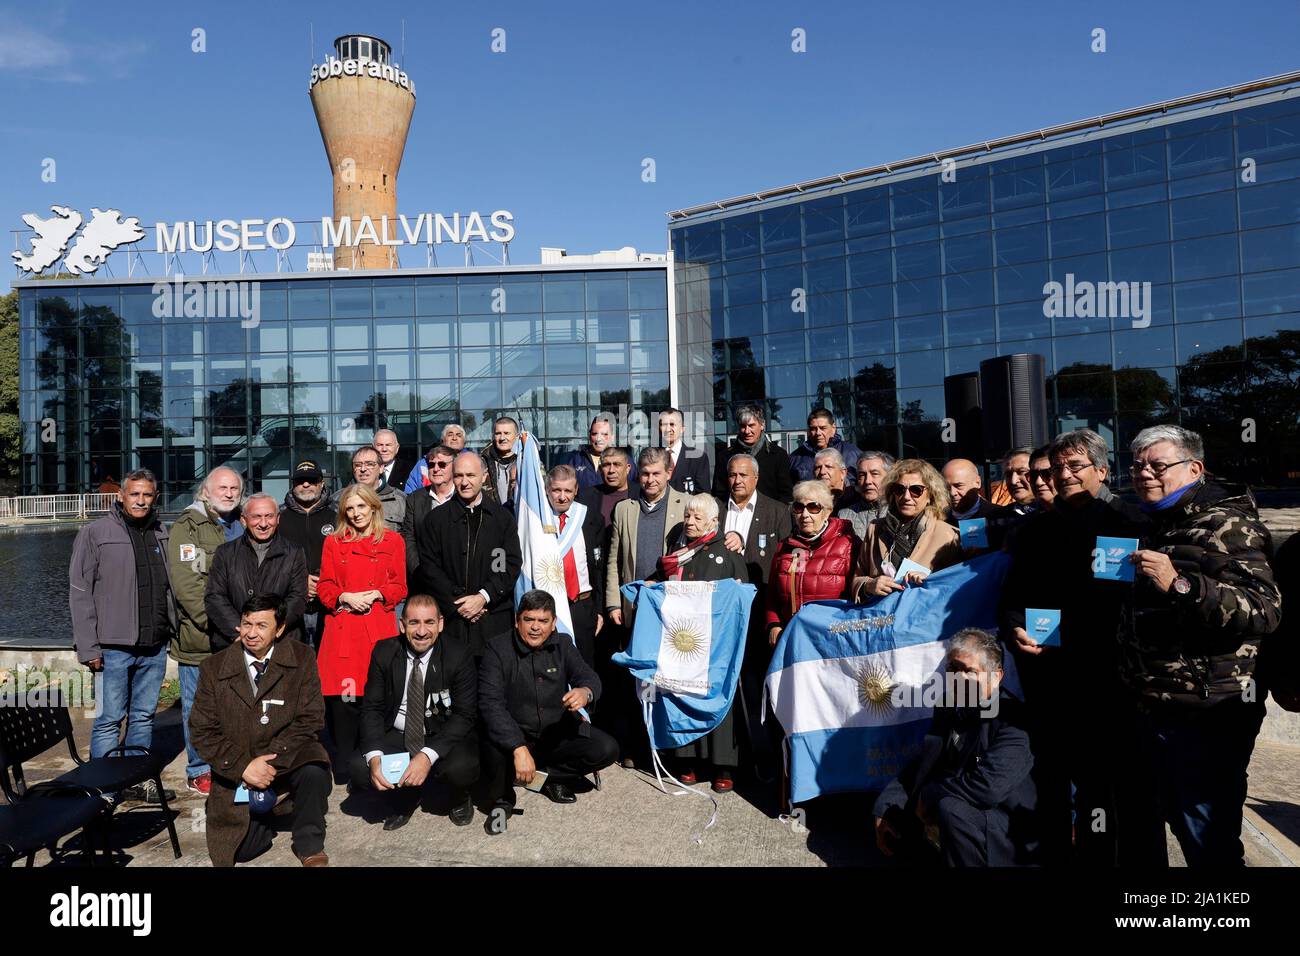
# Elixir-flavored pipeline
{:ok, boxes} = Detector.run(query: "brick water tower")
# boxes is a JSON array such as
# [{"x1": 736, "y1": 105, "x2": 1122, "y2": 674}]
[{"x1": 309, "y1": 34, "x2": 415, "y2": 270}]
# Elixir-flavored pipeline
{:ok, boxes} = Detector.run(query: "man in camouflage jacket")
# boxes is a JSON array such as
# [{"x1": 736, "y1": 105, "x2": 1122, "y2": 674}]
[{"x1": 1117, "y1": 425, "x2": 1281, "y2": 868}]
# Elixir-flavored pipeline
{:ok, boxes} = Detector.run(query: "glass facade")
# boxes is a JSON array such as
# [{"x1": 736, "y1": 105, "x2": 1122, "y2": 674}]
[
  {"x1": 670, "y1": 91, "x2": 1300, "y2": 487},
  {"x1": 18, "y1": 266, "x2": 670, "y2": 509}
]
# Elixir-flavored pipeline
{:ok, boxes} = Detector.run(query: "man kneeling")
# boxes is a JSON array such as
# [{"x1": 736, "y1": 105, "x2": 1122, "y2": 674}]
[
  {"x1": 350, "y1": 595, "x2": 479, "y2": 830},
  {"x1": 190, "y1": 595, "x2": 332, "y2": 867},
  {"x1": 873, "y1": 628, "x2": 1038, "y2": 867},
  {"x1": 479, "y1": 590, "x2": 617, "y2": 833}
]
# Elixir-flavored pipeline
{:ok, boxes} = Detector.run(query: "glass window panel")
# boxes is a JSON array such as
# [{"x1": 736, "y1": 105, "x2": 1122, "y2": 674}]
[
  {"x1": 461, "y1": 377, "x2": 502, "y2": 409},
  {"x1": 1169, "y1": 170, "x2": 1237, "y2": 199},
  {"x1": 946, "y1": 343, "x2": 998, "y2": 376},
  {"x1": 418, "y1": 381, "x2": 456, "y2": 411},
  {"x1": 418, "y1": 348, "x2": 458, "y2": 379},
  {"x1": 289, "y1": 352, "x2": 328, "y2": 382},
  {"x1": 998, "y1": 300, "x2": 1052, "y2": 341},
  {"x1": 1172, "y1": 234, "x2": 1239, "y2": 281},
  {"x1": 1239, "y1": 177, "x2": 1300, "y2": 230},
  {"x1": 508, "y1": 342, "x2": 545, "y2": 376},
  {"x1": 683, "y1": 222, "x2": 723, "y2": 261},
  {"x1": 765, "y1": 364, "x2": 808, "y2": 401},
  {"x1": 766, "y1": 331, "x2": 806, "y2": 365},
  {"x1": 1174, "y1": 277, "x2": 1241, "y2": 323},
  {"x1": 543, "y1": 277, "x2": 586, "y2": 311},
  {"x1": 805, "y1": 257, "x2": 845, "y2": 294},
  {"x1": 896, "y1": 385, "x2": 946, "y2": 421},
  {"x1": 805, "y1": 240, "x2": 845, "y2": 262},
  {"x1": 846, "y1": 194, "x2": 890, "y2": 237},
  {"x1": 1114, "y1": 326, "x2": 1175, "y2": 368},
  {"x1": 1241, "y1": 223, "x2": 1300, "y2": 273},
  {"x1": 995, "y1": 221, "x2": 1047, "y2": 265},
  {"x1": 991, "y1": 164, "x2": 1045, "y2": 210},
  {"x1": 803, "y1": 196, "x2": 845, "y2": 243},
  {"x1": 249, "y1": 356, "x2": 291, "y2": 384},
  {"x1": 1171, "y1": 190, "x2": 1238, "y2": 240},
  {"x1": 1050, "y1": 252, "x2": 1110, "y2": 286},
  {"x1": 940, "y1": 172, "x2": 990, "y2": 221},
  {"x1": 726, "y1": 270, "x2": 763, "y2": 306},
  {"x1": 1054, "y1": 332, "x2": 1111, "y2": 372},
  {"x1": 995, "y1": 262, "x2": 1049, "y2": 304},
  {"x1": 896, "y1": 277, "x2": 940, "y2": 316},
  {"x1": 460, "y1": 316, "x2": 498, "y2": 347},
  {"x1": 1050, "y1": 213, "x2": 1106, "y2": 257},
  {"x1": 851, "y1": 319, "x2": 895, "y2": 357},
  {"x1": 1108, "y1": 243, "x2": 1171, "y2": 284},
  {"x1": 291, "y1": 319, "x2": 329, "y2": 351},
  {"x1": 762, "y1": 264, "x2": 802, "y2": 303},
  {"x1": 1108, "y1": 202, "x2": 1169, "y2": 249},
  {"x1": 944, "y1": 270, "x2": 994, "y2": 310},
  {"x1": 722, "y1": 214, "x2": 761, "y2": 258},
  {"x1": 369, "y1": 282, "x2": 412, "y2": 317},
  {"x1": 1105, "y1": 140, "x2": 1167, "y2": 188},
  {"x1": 416, "y1": 281, "x2": 456, "y2": 315},
  {"x1": 417, "y1": 317, "x2": 455, "y2": 348},
  {"x1": 544, "y1": 312, "x2": 585, "y2": 342},
  {"x1": 1243, "y1": 268, "x2": 1300, "y2": 315},
  {"x1": 332, "y1": 320, "x2": 370, "y2": 350},
  {"x1": 373, "y1": 318, "x2": 412, "y2": 349},
  {"x1": 255, "y1": 384, "x2": 291, "y2": 415},
  {"x1": 546, "y1": 344, "x2": 586, "y2": 375},
  {"x1": 207, "y1": 358, "x2": 246, "y2": 388},
  {"x1": 501, "y1": 315, "x2": 541, "y2": 346},
  {"x1": 503, "y1": 377, "x2": 543, "y2": 409},
  {"x1": 897, "y1": 313, "x2": 943, "y2": 351},
  {"x1": 945, "y1": 307, "x2": 996, "y2": 347},
  {"x1": 289, "y1": 283, "x2": 330, "y2": 319},
  {"x1": 375, "y1": 350, "x2": 411, "y2": 381},
  {"x1": 249, "y1": 321, "x2": 287, "y2": 353},
  {"x1": 457, "y1": 279, "x2": 500, "y2": 315},
  {"x1": 206, "y1": 324, "x2": 244, "y2": 354},
  {"x1": 894, "y1": 242, "x2": 941, "y2": 281},
  {"x1": 848, "y1": 249, "x2": 893, "y2": 287},
  {"x1": 1047, "y1": 152, "x2": 1103, "y2": 200},
  {"x1": 761, "y1": 206, "x2": 802, "y2": 252},
  {"x1": 943, "y1": 232, "x2": 992, "y2": 274},
  {"x1": 628, "y1": 273, "x2": 668, "y2": 309},
  {"x1": 808, "y1": 291, "x2": 847, "y2": 329},
  {"x1": 631, "y1": 343, "x2": 668, "y2": 371},
  {"x1": 165, "y1": 323, "x2": 203, "y2": 356},
  {"x1": 891, "y1": 180, "x2": 938, "y2": 228},
  {"x1": 631, "y1": 308, "x2": 668, "y2": 340},
  {"x1": 1177, "y1": 319, "x2": 1243, "y2": 364},
  {"x1": 1168, "y1": 129, "x2": 1235, "y2": 178}
]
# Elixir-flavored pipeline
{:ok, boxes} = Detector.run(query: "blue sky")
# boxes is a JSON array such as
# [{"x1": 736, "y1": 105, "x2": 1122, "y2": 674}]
[{"x1": 3, "y1": 0, "x2": 1298, "y2": 287}]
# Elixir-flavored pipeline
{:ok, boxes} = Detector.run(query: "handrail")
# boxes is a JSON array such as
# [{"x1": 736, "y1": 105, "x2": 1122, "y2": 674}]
[{"x1": 0, "y1": 493, "x2": 117, "y2": 520}]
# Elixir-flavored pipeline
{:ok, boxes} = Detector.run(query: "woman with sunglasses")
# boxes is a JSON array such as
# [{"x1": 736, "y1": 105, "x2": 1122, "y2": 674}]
[
  {"x1": 1027, "y1": 444, "x2": 1057, "y2": 511},
  {"x1": 853, "y1": 459, "x2": 962, "y2": 600},
  {"x1": 765, "y1": 481, "x2": 860, "y2": 648}
]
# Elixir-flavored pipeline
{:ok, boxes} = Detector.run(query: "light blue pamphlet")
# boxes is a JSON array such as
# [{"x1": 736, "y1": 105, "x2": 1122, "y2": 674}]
[
  {"x1": 1094, "y1": 536, "x2": 1139, "y2": 582},
  {"x1": 382, "y1": 752, "x2": 411, "y2": 785},
  {"x1": 893, "y1": 557, "x2": 931, "y2": 583},
  {"x1": 1025, "y1": 608, "x2": 1062, "y2": 647},
  {"x1": 958, "y1": 517, "x2": 989, "y2": 549},
  {"x1": 233, "y1": 783, "x2": 249, "y2": 803}
]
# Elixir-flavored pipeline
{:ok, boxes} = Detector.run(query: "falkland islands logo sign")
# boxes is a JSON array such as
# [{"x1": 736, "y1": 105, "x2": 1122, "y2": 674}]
[{"x1": 13, "y1": 205, "x2": 145, "y2": 276}]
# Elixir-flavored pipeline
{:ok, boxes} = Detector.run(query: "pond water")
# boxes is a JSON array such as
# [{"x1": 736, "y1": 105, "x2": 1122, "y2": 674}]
[{"x1": 0, "y1": 524, "x2": 80, "y2": 647}]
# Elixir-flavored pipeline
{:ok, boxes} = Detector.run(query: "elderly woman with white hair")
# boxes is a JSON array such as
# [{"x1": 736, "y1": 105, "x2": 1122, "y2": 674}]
[{"x1": 646, "y1": 493, "x2": 748, "y2": 791}]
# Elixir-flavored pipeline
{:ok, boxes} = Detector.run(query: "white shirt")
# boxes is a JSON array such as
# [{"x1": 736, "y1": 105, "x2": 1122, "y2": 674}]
[
  {"x1": 243, "y1": 645, "x2": 275, "y2": 693},
  {"x1": 363, "y1": 646, "x2": 439, "y2": 767},
  {"x1": 429, "y1": 485, "x2": 454, "y2": 507},
  {"x1": 380, "y1": 460, "x2": 397, "y2": 486},
  {"x1": 725, "y1": 496, "x2": 757, "y2": 543}
]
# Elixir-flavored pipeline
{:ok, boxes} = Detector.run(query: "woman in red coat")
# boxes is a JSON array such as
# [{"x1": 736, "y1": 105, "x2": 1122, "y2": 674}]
[
  {"x1": 316, "y1": 483, "x2": 407, "y2": 768},
  {"x1": 765, "y1": 480, "x2": 859, "y2": 646}
]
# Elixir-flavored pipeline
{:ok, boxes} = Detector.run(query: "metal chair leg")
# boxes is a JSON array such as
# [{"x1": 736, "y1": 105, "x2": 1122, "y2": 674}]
[{"x1": 154, "y1": 774, "x2": 182, "y2": 859}]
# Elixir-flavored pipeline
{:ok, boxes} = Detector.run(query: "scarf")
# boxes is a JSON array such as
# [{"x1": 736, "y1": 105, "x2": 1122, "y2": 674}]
[
  {"x1": 657, "y1": 530, "x2": 719, "y2": 580},
  {"x1": 1140, "y1": 477, "x2": 1202, "y2": 513},
  {"x1": 878, "y1": 510, "x2": 927, "y2": 568}
]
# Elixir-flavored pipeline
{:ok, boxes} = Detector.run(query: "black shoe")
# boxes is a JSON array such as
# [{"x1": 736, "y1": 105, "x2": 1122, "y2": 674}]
[
  {"x1": 449, "y1": 794, "x2": 474, "y2": 827},
  {"x1": 383, "y1": 808, "x2": 414, "y2": 831},
  {"x1": 121, "y1": 780, "x2": 176, "y2": 804},
  {"x1": 540, "y1": 780, "x2": 576, "y2": 804}
]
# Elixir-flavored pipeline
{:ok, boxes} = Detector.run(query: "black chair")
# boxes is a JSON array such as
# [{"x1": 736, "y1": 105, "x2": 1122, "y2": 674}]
[
  {"x1": 0, "y1": 697, "x2": 182, "y2": 861},
  {"x1": 0, "y1": 785, "x2": 109, "y2": 866}
]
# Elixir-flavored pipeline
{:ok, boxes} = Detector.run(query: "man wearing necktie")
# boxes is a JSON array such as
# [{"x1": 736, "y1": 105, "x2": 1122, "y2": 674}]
[
  {"x1": 189, "y1": 594, "x2": 333, "y2": 867},
  {"x1": 351, "y1": 595, "x2": 480, "y2": 830},
  {"x1": 546, "y1": 465, "x2": 607, "y2": 667}
]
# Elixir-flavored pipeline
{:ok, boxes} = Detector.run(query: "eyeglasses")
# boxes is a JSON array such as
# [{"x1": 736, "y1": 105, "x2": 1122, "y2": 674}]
[
  {"x1": 293, "y1": 477, "x2": 319, "y2": 486},
  {"x1": 354, "y1": 461, "x2": 380, "y2": 471},
  {"x1": 429, "y1": 460, "x2": 451, "y2": 469},
  {"x1": 791, "y1": 501, "x2": 825, "y2": 514},
  {"x1": 1050, "y1": 460, "x2": 1094, "y2": 477},
  {"x1": 1028, "y1": 468, "x2": 1053, "y2": 483},
  {"x1": 889, "y1": 483, "x2": 927, "y2": 499},
  {"x1": 1130, "y1": 458, "x2": 1193, "y2": 478}
]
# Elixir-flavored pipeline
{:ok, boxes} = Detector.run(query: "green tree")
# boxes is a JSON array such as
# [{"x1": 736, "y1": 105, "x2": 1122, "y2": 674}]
[{"x1": 0, "y1": 290, "x2": 17, "y2": 481}]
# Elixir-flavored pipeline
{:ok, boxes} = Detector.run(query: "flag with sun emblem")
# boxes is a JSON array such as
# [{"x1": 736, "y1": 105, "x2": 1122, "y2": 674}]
[
  {"x1": 512, "y1": 430, "x2": 576, "y2": 645},
  {"x1": 765, "y1": 551, "x2": 1012, "y2": 804},
  {"x1": 613, "y1": 579, "x2": 756, "y2": 748}
]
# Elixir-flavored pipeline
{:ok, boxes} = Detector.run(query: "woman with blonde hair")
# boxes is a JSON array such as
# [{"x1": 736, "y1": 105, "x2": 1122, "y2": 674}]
[
  {"x1": 316, "y1": 483, "x2": 407, "y2": 771},
  {"x1": 853, "y1": 459, "x2": 961, "y2": 600}
]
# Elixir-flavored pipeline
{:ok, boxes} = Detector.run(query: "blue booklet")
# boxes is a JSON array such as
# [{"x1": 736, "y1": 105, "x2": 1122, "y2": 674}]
[
  {"x1": 381, "y1": 752, "x2": 411, "y2": 785},
  {"x1": 1025, "y1": 608, "x2": 1062, "y2": 647},
  {"x1": 893, "y1": 557, "x2": 930, "y2": 583},
  {"x1": 1094, "y1": 536, "x2": 1139, "y2": 582},
  {"x1": 958, "y1": 517, "x2": 989, "y2": 549},
  {"x1": 233, "y1": 783, "x2": 249, "y2": 804}
]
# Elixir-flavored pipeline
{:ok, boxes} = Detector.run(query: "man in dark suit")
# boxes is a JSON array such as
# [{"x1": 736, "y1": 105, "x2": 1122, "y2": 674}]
[
  {"x1": 943, "y1": 458, "x2": 1010, "y2": 553},
  {"x1": 873, "y1": 628, "x2": 1038, "y2": 867},
  {"x1": 545, "y1": 465, "x2": 607, "y2": 667},
  {"x1": 350, "y1": 595, "x2": 479, "y2": 830},
  {"x1": 478, "y1": 590, "x2": 617, "y2": 833},
  {"x1": 415, "y1": 451, "x2": 523, "y2": 656},
  {"x1": 718, "y1": 452, "x2": 792, "y2": 776},
  {"x1": 374, "y1": 428, "x2": 417, "y2": 491},
  {"x1": 711, "y1": 403, "x2": 794, "y2": 503},
  {"x1": 400, "y1": 444, "x2": 456, "y2": 582},
  {"x1": 659, "y1": 407, "x2": 711, "y2": 495},
  {"x1": 189, "y1": 594, "x2": 332, "y2": 867}
]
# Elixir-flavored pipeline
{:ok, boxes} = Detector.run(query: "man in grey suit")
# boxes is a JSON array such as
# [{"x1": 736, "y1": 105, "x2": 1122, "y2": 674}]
[{"x1": 718, "y1": 453, "x2": 792, "y2": 778}]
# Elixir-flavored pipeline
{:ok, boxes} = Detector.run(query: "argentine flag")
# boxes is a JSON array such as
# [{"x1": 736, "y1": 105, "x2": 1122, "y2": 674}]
[
  {"x1": 614, "y1": 579, "x2": 755, "y2": 749},
  {"x1": 765, "y1": 551, "x2": 1012, "y2": 804},
  {"x1": 512, "y1": 431, "x2": 576, "y2": 645}
]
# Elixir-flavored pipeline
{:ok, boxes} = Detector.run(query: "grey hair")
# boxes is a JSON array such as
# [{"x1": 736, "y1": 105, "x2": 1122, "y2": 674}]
[
  {"x1": 373, "y1": 428, "x2": 398, "y2": 443},
  {"x1": 724, "y1": 452, "x2": 759, "y2": 476},
  {"x1": 638, "y1": 446, "x2": 671, "y2": 470},
  {"x1": 546, "y1": 464, "x2": 578, "y2": 487},
  {"x1": 196, "y1": 466, "x2": 244, "y2": 502},
  {"x1": 858, "y1": 451, "x2": 896, "y2": 469},
  {"x1": 600, "y1": 446, "x2": 630, "y2": 465},
  {"x1": 814, "y1": 447, "x2": 846, "y2": 470},
  {"x1": 735, "y1": 403, "x2": 765, "y2": 426},
  {"x1": 243, "y1": 491, "x2": 278, "y2": 510},
  {"x1": 441, "y1": 423, "x2": 465, "y2": 438},
  {"x1": 1048, "y1": 428, "x2": 1110, "y2": 473},
  {"x1": 792, "y1": 479, "x2": 834, "y2": 511},
  {"x1": 1130, "y1": 425, "x2": 1203, "y2": 461},
  {"x1": 948, "y1": 627, "x2": 1004, "y2": 672},
  {"x1": 124, "y1": 467, "x2": 159, "y2": 489},
  {"x1": 684, "y1": 493, "x2": 719, "y2": 524}
]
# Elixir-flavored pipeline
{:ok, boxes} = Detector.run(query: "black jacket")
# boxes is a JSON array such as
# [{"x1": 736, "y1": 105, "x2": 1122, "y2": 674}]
[
  {"x1": 712, "y1": 438, "x2": 794, "y2": 504},
  {"x1": 204, "y1": 533, "x2": 308, "y2": 650},
  {"x1": 874, "y1": 691, "x2": 1038, "y2": 862},
  {"x1": 667, "y1": 444, "x2": 712, "y2": 495},
  {"x1": 415, "y1": 497, "x2": 523, "y2": 651},
  {"x1": 278, "y1": 492, "x2": 334, "y2": 613},
  {"x1": 358, "y1": 634, "x2": 478, "y2": 758},
  {"x1": 478, "y1": 630, "x2": 603, "y2": 751},
  {"x1": 715, "y1": 492, "x2": 791, "y2": 588},
  {"x1": 400, "y1": 486, "x2": 453, "y2": 582}
]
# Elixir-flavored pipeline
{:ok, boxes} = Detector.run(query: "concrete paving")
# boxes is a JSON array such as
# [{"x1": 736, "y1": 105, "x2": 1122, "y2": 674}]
[{"x1": 6, "y1": 699, "x2": 1297, "y2": 867}]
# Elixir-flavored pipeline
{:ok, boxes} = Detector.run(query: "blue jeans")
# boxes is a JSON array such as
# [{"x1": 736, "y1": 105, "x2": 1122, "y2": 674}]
[
  {"x1": 178, "y1": 662, "x2": 209, "y2": 778},
  {"x1": 90, "y1": 644, "x2": 169, "y2": 760}
]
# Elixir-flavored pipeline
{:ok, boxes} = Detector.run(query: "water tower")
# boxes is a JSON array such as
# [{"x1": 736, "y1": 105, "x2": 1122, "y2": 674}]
[{"x1": 309, "y1": 34, "x2": 415, "y2": 270}]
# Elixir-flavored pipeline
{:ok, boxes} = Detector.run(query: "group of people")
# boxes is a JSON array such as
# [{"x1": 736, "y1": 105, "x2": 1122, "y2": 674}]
[{"x1": 67, "y1": 403, "x2": 1293, "y2": 868}]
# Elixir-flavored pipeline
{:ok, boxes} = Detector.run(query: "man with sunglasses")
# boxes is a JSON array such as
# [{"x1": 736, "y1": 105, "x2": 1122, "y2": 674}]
[
  {"x1": 401, "y1": 444, "x2": 458, "y2": 583},
  {"x1": 279, "y1": 460, "x2": 333, "y2": 649},
  {"x1": 1026, "y1": 445, "x2": 1056, "y2": 511},
  {"x1": 998, "y1": 428, "x2": 1146, "y2": 866}
]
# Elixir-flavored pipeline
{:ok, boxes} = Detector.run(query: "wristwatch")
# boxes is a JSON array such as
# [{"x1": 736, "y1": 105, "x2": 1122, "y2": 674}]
[{"x1": 1172, "y1": 575, "x2": 1193, "y2": 598}]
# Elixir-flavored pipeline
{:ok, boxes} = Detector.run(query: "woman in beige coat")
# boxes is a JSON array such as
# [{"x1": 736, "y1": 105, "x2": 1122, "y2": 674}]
[{"x1": 853, "y1": 458, "x2": 962, "y2": 601}]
